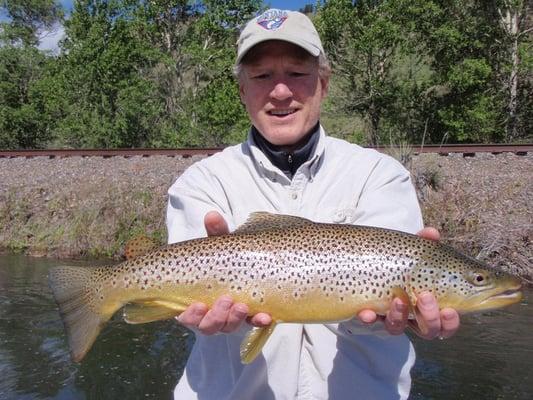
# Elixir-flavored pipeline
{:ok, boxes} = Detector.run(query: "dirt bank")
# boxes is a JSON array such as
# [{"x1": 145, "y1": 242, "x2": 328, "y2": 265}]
[{"x1": 0, "y1": 151, "x2": 531, "y2": 281}]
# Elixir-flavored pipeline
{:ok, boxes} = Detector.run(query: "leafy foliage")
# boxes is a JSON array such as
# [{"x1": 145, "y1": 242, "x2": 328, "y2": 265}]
[
  {"x1": 0, "y1": 0, "x2": 530, "y2": 148},
  {"x1": 316, "y1": 0, "x2": 531, "y2": 145}
]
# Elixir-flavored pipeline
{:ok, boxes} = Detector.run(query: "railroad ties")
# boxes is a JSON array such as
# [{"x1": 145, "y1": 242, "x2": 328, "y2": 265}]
[{"x1": 0, "y1": 144, "x2": 532, "y2": 159}]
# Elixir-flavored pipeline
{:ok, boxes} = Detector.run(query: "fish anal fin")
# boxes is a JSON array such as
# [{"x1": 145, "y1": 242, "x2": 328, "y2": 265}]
[
  {"x1": 124, "y1": 235, "x2": 159, "y2": 260},
  {"x1": 234, "y1": 212, "x2": 313, "y2": 235},
  {"x1": 240, "y1": 322, "x2": 278, "y2": 364},
  {"x1": 123, "y1": 300, "x2": 188, "y2": 324}
]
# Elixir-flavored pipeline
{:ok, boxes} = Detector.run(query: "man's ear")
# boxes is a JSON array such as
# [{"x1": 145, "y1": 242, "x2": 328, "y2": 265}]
[
  {"x1": 239, "y1": 82, "x2": 246, "y2": 103},
  {"x1": 320, "y1": 75, "x2": 330, "y2": 99},
  {"x1": 239, "y1": 81, "x2": 244, "y2": 103}
]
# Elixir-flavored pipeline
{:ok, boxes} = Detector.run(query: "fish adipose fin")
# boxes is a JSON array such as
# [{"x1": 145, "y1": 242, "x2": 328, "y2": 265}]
[
  {"x1": 123, "y1": 300, "x2": 187, "y2": 324},
  {"x1": 234, "y1": 212, "x2": 313, "y2": 235},
  {"x1": 48, "y1": 266, "x2": 120, "y2": 363},
  {"x1": 240, "y1": 322, "x2": 278, "y2": 364},
  {"x1": 391, "y1": 286, "x2": 429, "y2": 336}
]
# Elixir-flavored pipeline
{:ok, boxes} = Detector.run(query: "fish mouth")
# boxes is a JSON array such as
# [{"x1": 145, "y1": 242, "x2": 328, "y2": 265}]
[
  {"x1": 479, "y1": 284, "x2": 523, "y2": 306},
  {"x1": 486, "y1": 286, "x2": 523, "y2": 301}
]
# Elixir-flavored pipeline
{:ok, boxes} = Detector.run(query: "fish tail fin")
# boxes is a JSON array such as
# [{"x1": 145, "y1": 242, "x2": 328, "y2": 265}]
[
  {"x1": 48, "y1": 266, "x2": 118, "y2": 362},
  {"x1": 240, "y1": 322, "x2": 278, "y2": 364}
]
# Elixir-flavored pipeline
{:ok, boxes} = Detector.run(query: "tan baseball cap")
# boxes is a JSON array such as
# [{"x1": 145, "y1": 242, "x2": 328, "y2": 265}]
[{"x1": 236, "y1": 9, "x2": 325, "y2": 64}]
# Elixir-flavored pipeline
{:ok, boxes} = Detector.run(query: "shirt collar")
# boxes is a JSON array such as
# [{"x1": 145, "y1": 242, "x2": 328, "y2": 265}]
[{"x1": 247, "y1": 124, "x2": 326, "y2": 181}]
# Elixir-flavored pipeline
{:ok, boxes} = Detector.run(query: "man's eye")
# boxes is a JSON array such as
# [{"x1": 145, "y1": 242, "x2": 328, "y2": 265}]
[
  {"x1": 290, "y1": 72, "x2": 308, "y2": 77},
  {"x1": 252, "y1": 73, "x2": 269, "y2": 80}
]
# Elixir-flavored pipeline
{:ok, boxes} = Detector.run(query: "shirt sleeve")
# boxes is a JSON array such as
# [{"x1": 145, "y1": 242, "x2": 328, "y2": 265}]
[
  {"x1": 353, "y1": 154, "x2": 423, "y2": 234},
  {"x1": 166, "y1": 163, "x2": 230, "y2": 244}
]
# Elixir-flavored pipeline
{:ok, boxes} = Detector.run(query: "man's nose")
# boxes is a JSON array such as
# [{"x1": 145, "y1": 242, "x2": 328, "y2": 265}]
[{"x1": 269, "y1": 81, "x2": 293, "y2": 101}]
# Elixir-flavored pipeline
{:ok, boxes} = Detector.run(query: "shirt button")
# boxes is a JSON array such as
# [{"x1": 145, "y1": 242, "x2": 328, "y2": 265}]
[
  {"x1": 333, "y1": 211, "x2": 346, "y2": 223},
  {"x1": 291, "y1": 193, "x2": 298, "y2": 200}
]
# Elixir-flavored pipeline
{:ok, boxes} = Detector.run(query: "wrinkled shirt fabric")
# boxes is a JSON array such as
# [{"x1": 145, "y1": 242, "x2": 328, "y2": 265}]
[{"x1": 167, "y1": 126, "x2": 423, "y2": 400}]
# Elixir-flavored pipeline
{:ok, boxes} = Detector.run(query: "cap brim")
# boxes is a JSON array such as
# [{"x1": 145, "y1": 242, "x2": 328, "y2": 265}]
[{"x1": 236, "y1": 34, "x2": 321, "y2": 64}]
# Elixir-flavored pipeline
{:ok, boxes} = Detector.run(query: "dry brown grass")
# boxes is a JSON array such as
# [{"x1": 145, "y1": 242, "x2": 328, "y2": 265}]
[
  {"x1": 412, "y1": 153, "x2": 532, "y2": 284},
  {"x1": 0, "y1": 152, "x2": 531, "y2": 285}
]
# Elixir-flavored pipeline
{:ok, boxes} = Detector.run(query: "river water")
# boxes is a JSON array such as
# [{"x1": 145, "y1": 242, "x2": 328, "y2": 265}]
[{"x1": 0, "y1": 254, "x2": 531, "y2": 400}]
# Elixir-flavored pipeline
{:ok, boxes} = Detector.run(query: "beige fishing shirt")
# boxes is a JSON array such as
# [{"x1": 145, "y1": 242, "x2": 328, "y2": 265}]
[{"x1": 166, "y1": 126, "x2": 423, "y2": 400}]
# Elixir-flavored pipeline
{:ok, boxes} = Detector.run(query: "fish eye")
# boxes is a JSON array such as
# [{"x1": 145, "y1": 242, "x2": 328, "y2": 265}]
[{"x1": 470, "y1": 272, "x2": 490, "y2": 286}]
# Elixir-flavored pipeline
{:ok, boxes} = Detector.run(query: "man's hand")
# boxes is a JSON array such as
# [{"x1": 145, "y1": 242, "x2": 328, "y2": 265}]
[
  {"x1": 357, "y1": 227, "x2": 460, "y2": 339},
  {"x1": 176, "y1": 211, "x2": 272, "y2": 335}
]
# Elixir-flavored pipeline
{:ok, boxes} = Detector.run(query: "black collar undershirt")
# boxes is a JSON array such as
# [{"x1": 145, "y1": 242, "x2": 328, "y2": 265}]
[{"x1": 251, "y1": 122, "x2": 320, "y2": 179}]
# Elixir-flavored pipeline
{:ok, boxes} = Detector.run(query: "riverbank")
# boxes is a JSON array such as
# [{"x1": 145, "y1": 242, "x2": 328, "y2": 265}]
[{"x1": 1, "y1": 151, "x2": 531, "y2": 281}]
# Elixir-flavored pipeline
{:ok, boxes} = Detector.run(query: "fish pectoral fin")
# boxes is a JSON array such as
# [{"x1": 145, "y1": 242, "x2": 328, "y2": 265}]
[
  {"x1": 407, "y1": 318, "x2": 427, "y2": 336},
  {"x1": 123, "y1": 301, "x2": 187, "y2": 324},
  {"x1": 390, "y1": 286, "x2": 430, "y2": 336},
  {"x1": 391, "y1": 286, "x2": 412, "y2": 306},
  {"x1": 410, "y1": 307, "x2": 430, "y2": 336},
  {"x1": 240, "y1": 322, "x2": 278, "y2": 364}
]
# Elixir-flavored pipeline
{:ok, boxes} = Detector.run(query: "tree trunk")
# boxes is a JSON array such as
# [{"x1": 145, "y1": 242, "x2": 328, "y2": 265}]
[{"x1": 499, "y1": 3, "x2": 522, "y2": 142}]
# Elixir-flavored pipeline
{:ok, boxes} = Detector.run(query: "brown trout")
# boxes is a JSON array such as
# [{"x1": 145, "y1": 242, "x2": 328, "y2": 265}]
[{"x1": 48, "y1": 212, "x2": 523, "y2": 363}]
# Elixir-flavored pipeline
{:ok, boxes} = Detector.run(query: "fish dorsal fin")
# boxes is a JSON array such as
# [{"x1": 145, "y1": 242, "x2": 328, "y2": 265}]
[
  {"x1": 240, "y1": 322, "x2": 278, "y2": 364},
  {"x1": 234, "y1": 212, "x2": 313, "y2": 235},
  {"x1": 124, "y1": 235, "x2": 159, "y2": 260}
]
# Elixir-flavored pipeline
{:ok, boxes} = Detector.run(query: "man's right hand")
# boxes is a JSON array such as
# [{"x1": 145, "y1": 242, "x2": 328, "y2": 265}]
[{"x1": 176, "y1": 211, "x2": 272, "y2": 334}]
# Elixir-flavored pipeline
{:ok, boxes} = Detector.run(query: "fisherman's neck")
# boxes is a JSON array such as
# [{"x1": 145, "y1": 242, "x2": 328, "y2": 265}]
[{"x1": 251, "y1": 122, "x2": 320, "y2": 179}]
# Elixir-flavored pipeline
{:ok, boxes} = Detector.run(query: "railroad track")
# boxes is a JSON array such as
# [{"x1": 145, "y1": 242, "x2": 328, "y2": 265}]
[{"x1": 0, "y1": 144, "x2": 531, "y2": 159}]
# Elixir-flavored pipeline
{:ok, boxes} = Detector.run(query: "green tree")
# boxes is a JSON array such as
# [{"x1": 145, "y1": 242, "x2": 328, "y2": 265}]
[
  {"x1": 133, "y1": 0, "x2": 260, "y2": 146},
  {"x1": 0, "y1": 0, "x2": 63, "y2": 46},
  {"x1": 316, "y1": 0, "x2": 422, "y2": 145},
  {"x1": 316, "y1": 0, "x2": 531, "y2": 144},
  {"x1": 0, "y1": 0, "x2": 64, "y2": 149},
  {"x1": 418, "y1": 1, "x2": 507, "y2": 143},
  {"x1": 53, "y1": 0, "x2": 164, "y2": 148},
  {"x1": 495, "y1": 0, "x2": 532, "y2": 141},
  {"x1": 0, "y1": 46, "x2": 53, "y2": 148},
  {"x1": 54, "y1": 0, "x2": 260, "y2": 148},
  {"x1": 177, "y1": 0, "x2": 261, "y2": 145}
]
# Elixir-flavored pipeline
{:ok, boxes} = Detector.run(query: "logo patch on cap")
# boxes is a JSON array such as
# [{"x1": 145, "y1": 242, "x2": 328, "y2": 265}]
[{"x1": 256, "y1": 9, "x2": 288, "y2": 30}]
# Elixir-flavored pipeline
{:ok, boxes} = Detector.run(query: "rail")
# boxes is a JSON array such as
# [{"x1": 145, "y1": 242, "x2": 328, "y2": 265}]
[{"x1": 0, "y1": 144, "x2": 531, "y2": 159}]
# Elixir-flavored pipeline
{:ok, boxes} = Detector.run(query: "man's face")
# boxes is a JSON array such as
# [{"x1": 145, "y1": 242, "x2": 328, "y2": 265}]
[{"x1": 239, "y1": 41, "x2": 329, "y2": 148}]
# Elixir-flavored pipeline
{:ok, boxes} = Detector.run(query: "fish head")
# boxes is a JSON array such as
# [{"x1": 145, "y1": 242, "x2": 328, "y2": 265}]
[{"x1": 409, "y1": 251, "x2": 523, "y2": 314}]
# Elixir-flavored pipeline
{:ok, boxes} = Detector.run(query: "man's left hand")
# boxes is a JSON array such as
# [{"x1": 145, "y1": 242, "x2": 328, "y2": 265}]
[{"x1": 357, "y1": 227, "x2": 461, "y2": 340}]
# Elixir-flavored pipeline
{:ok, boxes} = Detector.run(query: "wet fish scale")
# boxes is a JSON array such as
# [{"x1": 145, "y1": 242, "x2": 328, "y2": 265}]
[
  {"x1": 48, "y1": 212, "x2": 523, "y2": 363},
  {"x1": 87, "y1": 223, "x2": 497, "y2": 320}
]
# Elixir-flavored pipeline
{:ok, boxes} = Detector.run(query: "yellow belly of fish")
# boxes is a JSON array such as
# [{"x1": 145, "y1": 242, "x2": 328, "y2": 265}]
[{"x1": 115, "y1": 280, "x2": 391, "y2": 325}]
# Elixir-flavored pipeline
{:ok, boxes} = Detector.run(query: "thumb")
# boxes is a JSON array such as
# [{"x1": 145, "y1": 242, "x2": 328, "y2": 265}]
[{"x1": 204, "y1": 211, "x2": 229, "y2": 236}]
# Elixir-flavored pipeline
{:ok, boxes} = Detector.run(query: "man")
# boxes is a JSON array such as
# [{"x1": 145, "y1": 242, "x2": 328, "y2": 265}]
[{"x1": 167, "y1": 9, "x2": 460, "y2": 399}]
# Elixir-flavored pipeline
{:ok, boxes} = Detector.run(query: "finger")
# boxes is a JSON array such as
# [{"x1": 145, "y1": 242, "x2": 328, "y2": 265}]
[
  {"x1": 248, "y1": 312, "x2": 273, "y2": 327},
  {"x1": 220, "y1": 303, "x2": 249, "y2": 333},
  {"x1": 198, "y1": 295, "x2": 233, "y2": 335},
  {"x1": 417, "y1": 227, "x2": 440, "y2": 241},
  {"x1": 385, "y1": 298, "x2": 409, "y2": 335},
  {"x1": 204, "y1": 211, "x2": 229, "y2": 236},
  {"x1": 439, "y1": 308, "x2": 460, "y2": 339},
  {"x1": 176, "y1": 302, "x2": 208, "y2": 328},
  {"x1": 357, "y1": 309, "x2": 378, "y2": 324},
  {"x1": 415, "y1": 292, "x2": 441, "y2": 339}
]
